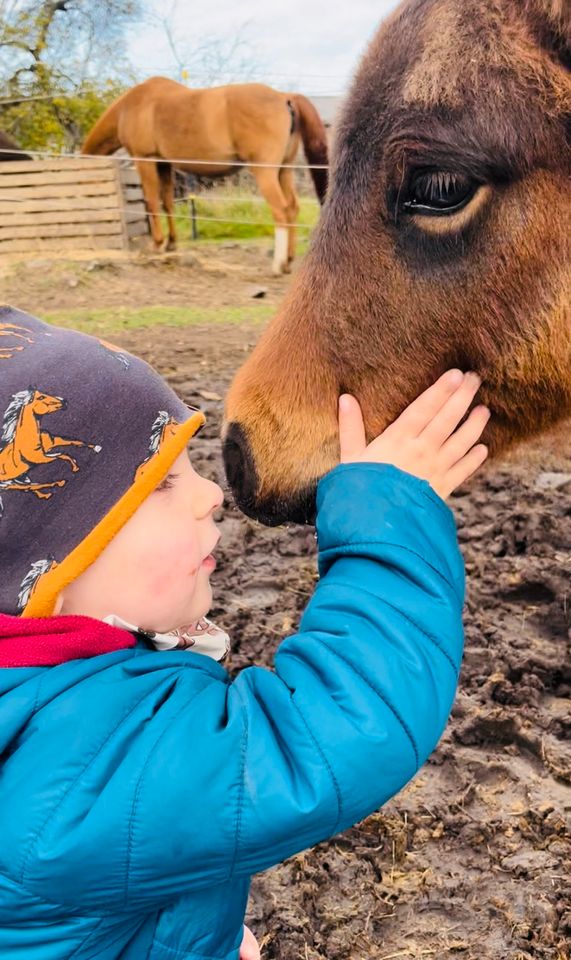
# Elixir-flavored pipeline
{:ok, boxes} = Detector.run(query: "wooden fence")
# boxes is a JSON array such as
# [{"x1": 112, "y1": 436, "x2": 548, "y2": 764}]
[{"x1": 0, "y1": 157, "x2": 149, "y2": 255}]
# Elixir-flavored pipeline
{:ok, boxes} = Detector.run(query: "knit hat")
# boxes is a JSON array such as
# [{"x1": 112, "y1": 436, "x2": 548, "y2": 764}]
[{"x1": 0, "y1": 306, "x2": 204, "y2": 618}]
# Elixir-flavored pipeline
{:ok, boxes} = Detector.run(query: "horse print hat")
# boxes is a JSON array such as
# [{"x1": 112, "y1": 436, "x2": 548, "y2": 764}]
[{"x1": 0, "y1": 306, "x2": 204, "y2": 618}]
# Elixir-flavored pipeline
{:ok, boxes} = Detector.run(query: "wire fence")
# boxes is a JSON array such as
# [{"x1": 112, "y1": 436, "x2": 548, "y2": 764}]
[
  {"x1": 0, "y1": 146, "x2": 329, "y2": 171},
  {"x1": 0, "y1": 197, "x2": 315, "y2": 232}
]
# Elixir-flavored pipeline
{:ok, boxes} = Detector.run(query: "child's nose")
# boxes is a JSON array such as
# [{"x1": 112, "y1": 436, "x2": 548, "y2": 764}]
[{"x1": 194, "y1": 475, "x2": 224, "y2": 518}]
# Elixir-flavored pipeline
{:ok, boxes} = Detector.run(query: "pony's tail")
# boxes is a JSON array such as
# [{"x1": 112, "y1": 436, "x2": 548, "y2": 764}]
[
  {"x1": 81, "y1": 96, "x2": 123, "y2": 156},
  {"x1": 289, "y1": 94, "x2": 328, "y2": 204}
]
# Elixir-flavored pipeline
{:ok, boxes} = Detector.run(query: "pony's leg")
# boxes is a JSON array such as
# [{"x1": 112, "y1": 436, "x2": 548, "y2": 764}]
[
  {"x1": 135, "y1": 160, "x2": 166, "y2": 250},
  {"x1": 279, "y1": 168, "x2": 300, "y2": 271},
  {"x1": 249, "y1": 167, "x2": 290, "y2": 275},
  {"x1": 49, "y1": 453, "x2": 79, "y2": 472},
  {"x1": 1, "y1": 480, "x2": 66, "y2": 497},
  {"x1": 0, "y1": 349, "x2": 25, "y2": 359},
  {"x1": 40, "y1": 434, "x2": 84, "y2": 472},
  {"x1": 42, "y1": 433, "x2": 102, "y2": 453},
  {"x1": 0, "y1": 330, "x2": 33, "y2": 343},
  {"x1": 158, "y1": 162, "x2": 177, "y2": 251}
]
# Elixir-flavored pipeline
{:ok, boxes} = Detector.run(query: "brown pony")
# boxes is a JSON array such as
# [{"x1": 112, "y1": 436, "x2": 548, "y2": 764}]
[
  {"x1": 0, "y1": 130, "x2": 31, "y2": 161},
  {"x1": 223, "y1": 0, "x2": 571, "y2": 525},
  {"x1": 81, "y1": 77, "x2": 328, "y2": 274},
  {"x1": 0, "y1": 388, "x2": 101, "y2": 500}
]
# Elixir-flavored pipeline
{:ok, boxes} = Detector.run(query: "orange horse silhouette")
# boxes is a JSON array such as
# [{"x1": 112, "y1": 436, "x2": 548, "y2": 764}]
[
  {"x1": 0, "y1": 321, "x2": 35, "y2": 360},
  {"x1": 135, "y1": 411, "x2": 178, "y2": 482},
  {"x1": 17, "y1": 556, "x2": 58, "y2": 612},
  {"x1": 0, "y1": 388, "x2": 102, "y2": 517}
]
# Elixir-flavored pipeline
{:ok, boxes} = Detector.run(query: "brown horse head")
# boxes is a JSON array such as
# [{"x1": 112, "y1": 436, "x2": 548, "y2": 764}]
[{"x1": 223, "y1": 0, "x2": 571, "y2": 524}]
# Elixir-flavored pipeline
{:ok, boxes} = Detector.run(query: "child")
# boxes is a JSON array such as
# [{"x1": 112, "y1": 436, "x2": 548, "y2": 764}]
[{"x1": 0, "y1": 306, "x2": 489, "y2": 959}]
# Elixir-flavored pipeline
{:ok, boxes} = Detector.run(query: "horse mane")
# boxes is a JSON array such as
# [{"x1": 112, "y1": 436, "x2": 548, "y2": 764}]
[
  {"x1": 147, "y1": 410, "x2": 171, "y2": 455},
  {"x1": 0, "y1": 388, "x2": 34, "y2": 448},
  {"x1": 17, "y1": 557, "x2": 55, "y2": 612}
]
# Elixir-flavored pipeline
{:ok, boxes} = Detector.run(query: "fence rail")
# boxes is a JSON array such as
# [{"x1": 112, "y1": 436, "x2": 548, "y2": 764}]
[
  {"x1": 0, "y1": 147, "x2": 329, "y2": 172},
  {"x1": 0, "y1": 157, "x2": 147, "y2": 254}
]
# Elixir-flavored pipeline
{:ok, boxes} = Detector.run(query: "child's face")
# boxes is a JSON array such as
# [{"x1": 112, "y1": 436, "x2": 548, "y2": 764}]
[{"x1": 59, "y1": 451, "x2": 224, "y2": 633}]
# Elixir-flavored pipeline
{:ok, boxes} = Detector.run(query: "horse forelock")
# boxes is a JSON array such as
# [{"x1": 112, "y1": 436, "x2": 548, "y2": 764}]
[
  {"x1": 0, "y1": 389, "x2": 34, "y2": 446},
  {"x1": 342, "y1": 0, "x2": 570, "y2": 184},
  {"x1": 395, "y1": 0, "x2": 569, "y2": 103}
]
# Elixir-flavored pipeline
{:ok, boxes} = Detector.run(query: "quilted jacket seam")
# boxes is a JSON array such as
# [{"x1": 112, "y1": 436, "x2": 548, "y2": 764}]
[{"x1": 20, "y1": 688, "x2": 153, "y2": 886}]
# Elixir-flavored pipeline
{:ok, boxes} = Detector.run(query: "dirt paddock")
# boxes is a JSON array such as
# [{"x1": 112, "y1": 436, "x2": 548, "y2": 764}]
[{"x1": 1, "y1": 243, "x2": 569, "y2": 960}]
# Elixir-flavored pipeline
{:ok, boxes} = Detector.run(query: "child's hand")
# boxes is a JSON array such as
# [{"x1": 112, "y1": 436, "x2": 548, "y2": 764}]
[
  {"x1": 239, "y1": 925, "x2": 261, "y2": 960},
  {"x1": 338, "y1": 370, "x2": 490, "y2": 500}
]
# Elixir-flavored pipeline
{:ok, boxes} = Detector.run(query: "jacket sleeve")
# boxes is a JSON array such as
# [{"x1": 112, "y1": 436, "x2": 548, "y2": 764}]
[{"x1": 23, "y1": 463, "x2": 465, "y2": 910}]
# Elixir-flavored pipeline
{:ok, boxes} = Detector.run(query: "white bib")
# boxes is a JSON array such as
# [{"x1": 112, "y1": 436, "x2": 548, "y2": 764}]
[{"x1": 103, "y1": 615, "x2": 230, "y2": 663}]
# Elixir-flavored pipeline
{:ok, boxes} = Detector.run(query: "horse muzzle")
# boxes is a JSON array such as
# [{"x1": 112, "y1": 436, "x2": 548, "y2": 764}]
[{"x1": 223, "y1": 421, "x2": 317, "y2": 526}]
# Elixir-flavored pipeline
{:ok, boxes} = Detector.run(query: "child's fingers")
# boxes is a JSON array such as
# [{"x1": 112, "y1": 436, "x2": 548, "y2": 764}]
[
  {"x1": 440, "y1": 405, "x2": 490, "y2": 467},
  {"x1": 421, "y1": 372, "x2": 482, "y2": 447},
  {"x1": 338, "y1": 394, "x2": 367, "y2": 463},
  {"x1": 442, "y1": 443, "x2": 489, "y2": 497},
  {"x1": 393, "y1": 369, "x2": 465, "y2": 437}
]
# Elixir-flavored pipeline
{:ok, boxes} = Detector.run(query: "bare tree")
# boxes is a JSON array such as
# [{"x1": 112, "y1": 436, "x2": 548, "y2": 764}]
[
  {"x1": 0, "y1": 0, "x2": 140, "y2": 149},
  {"x1": 152, "y1": 0, "x2": 265, "y2": 87},
  {"x1": 0, "y1": 0, "x2": 142, "y2": 93}
]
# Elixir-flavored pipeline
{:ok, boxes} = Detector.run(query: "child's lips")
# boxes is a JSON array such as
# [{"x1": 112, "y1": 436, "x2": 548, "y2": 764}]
[{"x1": 202, "y1": 532, "x2": 220, "y2": 571}]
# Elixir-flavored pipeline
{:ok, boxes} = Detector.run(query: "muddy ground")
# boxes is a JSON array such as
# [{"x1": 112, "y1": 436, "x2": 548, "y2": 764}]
[{"x1": 2, "y1": 245, "x2": 570, "y2": 960}]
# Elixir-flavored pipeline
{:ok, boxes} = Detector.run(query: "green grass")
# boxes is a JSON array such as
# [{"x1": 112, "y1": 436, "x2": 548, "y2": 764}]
[
  {"x1": 170, "y1": 195, "x2": 319, "y2": 244},
  {"x1": 42, "y1": 304, "x2": 273, "y2": 336}
]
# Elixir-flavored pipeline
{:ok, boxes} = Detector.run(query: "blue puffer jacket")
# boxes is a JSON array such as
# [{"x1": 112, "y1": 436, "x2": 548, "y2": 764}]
[{"x1": 0, "y1": 463, "x2": 464, "y2": 959}]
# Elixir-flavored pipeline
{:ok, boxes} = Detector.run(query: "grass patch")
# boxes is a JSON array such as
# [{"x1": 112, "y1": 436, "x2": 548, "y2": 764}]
[
  {"x1": 170, "y1": 195, "x2": 319, "y2": 243},
  {"x1": 42, "y1": 303, "x2": 273, "y2": 336}
]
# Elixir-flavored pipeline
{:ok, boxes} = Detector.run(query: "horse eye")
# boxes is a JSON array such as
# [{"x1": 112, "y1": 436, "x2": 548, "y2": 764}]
[{"x1": 402, "y1": 171, "x2": 478, "y2": 216}]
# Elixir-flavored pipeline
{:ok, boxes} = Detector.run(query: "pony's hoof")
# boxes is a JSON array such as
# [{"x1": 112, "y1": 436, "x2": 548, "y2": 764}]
[
  {"x1": 272, "y1": 260, "x2": 289, "y2": 276},
  {"x1": 166, "y1": 239, "x2": 177, "y2": 252}
]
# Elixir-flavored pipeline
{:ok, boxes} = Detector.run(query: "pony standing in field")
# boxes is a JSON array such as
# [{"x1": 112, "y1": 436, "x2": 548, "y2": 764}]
[{"x1": 82, "y1": 78, "x2": 328, "y2": 274}]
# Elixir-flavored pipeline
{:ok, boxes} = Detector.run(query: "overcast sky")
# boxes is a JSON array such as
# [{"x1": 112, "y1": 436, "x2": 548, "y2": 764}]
[{"x1": 127, "y1": 0, "x2": 401, "y2": 96}]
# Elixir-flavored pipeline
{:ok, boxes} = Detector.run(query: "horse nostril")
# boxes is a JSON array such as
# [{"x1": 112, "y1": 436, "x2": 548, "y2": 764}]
[{"x1": 223, "y1": 422, "x2": 259, "y2": 508}]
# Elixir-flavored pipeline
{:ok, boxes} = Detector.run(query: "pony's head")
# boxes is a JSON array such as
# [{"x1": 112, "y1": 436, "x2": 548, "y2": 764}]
[
  {"x1": 0, "y1": 389, "x2": 64, "y2": 446},
  {"x1": 30, "y1": 390, "x2": 66, "y2": 416},
  {"x1": 223, "y1": 0, "x2": 571, "y2": 524}
]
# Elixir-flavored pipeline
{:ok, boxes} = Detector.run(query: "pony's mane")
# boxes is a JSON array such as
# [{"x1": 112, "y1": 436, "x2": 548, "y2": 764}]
[
  {"x1": 17, "y1": 556, "x2": 55, "y2": 611},
  {"x1": 147, "y1": 411, "x2": 171, "y2": 455},
  {"x1": 0, "y1": 389, "x2": 34, "y2": 448}
]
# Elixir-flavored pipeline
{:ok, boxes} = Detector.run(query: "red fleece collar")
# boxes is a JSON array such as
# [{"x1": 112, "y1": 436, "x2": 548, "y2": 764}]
[{"x1": 0, "y1": 613, "x2": 136, "y2": 667}]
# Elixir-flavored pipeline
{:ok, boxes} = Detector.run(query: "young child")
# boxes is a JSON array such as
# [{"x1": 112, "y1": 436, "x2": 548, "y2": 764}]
[{"x1": 0, "y1": 306, "x2": 489, "y2": 959}]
